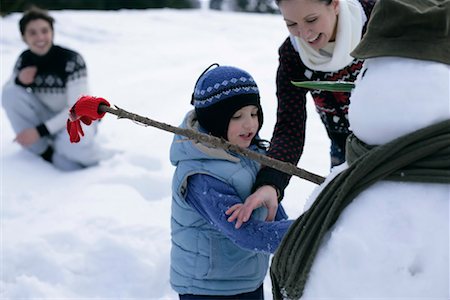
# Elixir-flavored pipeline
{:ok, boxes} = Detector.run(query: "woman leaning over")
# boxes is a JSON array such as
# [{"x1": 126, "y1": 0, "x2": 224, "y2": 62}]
[{"x1": 229, "y1": 0, "x2": 377, "y2": 228}]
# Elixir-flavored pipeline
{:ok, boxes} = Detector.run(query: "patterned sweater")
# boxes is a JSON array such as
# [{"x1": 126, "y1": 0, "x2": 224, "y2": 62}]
[
  {"x1": 13, "y1": 45, "x2": 89, "y2": 135},
  {"x1": 254, "y1": 0, "x2": 377, "y2": 197}
]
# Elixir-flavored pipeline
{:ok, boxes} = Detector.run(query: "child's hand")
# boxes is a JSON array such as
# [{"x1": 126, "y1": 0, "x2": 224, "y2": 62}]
[
  {"x1": 226, "y1": 203, "x2": 244, "y2": 228},
  {"x1": 227, "y1": 185, "x2": 279, "y2": 229},
  {"x1": 18, "y1": 66, "x2": 37, "y2": 85}
]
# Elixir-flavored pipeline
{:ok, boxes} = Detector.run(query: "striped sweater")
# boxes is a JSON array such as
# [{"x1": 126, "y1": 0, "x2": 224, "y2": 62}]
[{"x1": 13, "y1": 45, "x2": 89, "y2": 134}]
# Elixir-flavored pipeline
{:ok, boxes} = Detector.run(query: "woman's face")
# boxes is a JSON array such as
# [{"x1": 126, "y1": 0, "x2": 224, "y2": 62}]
[
  {"x1": 279, "y1": 0, "x2": 339, "y2": 50},
  {"x1": 22, "y1": 19, "x2": 53, "y2": 55}
]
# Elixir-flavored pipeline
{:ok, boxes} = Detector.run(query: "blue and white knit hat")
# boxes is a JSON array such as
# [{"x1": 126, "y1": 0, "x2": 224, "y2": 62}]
[{"x1": 192, "y1": 64, "x2": 263, "y2": 140}]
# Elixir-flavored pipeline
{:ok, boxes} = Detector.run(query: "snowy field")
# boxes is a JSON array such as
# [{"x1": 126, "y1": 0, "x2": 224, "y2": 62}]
[{"x1": 1, "y1": 8, "x2": 330, "y2": 299}]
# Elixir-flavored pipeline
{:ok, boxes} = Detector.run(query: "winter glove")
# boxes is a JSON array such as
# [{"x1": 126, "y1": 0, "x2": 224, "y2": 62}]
[
  {"x1": 67, "y1": 95, "x2": 110, "y2": 143},
  {"x1": 67, "y1": 118, "x2": 85, "y2": 143}
]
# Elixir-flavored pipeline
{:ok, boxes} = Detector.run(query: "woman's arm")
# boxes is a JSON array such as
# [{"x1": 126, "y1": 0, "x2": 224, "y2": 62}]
[
  {"x1": 230, "y1": 38, "x2": 310, "y2": 228},
  {"x1": 253, "y1": 37, "x2": 309, "y2": 196}
]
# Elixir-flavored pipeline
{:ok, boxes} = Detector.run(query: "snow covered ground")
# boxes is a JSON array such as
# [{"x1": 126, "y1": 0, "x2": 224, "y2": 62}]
[{"x1": 1, "y1": 8, "x2": 330, "y2": 299}]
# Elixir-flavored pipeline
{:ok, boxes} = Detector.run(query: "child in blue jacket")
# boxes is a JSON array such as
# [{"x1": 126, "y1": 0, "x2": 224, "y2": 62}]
[{"x1": 170, "y1": 64, "x2": 293, "y2": 299}]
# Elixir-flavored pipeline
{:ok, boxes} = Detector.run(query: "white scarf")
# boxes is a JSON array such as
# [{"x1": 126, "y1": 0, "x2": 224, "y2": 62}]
[{"x1": 293, "y1": 0, "x2": 365, "y2": 72}]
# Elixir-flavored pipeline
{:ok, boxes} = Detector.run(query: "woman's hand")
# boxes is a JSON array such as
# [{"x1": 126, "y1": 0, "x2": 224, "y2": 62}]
[
  {"x1": 226, "y1": 185, "x2": 279, "y2": 229},
  {"x1": 14, "y1": 127, "x2": 40, "y2": 147},
  {"x1": 18, "y1": 66, "x2": 38, "y2": 85}
]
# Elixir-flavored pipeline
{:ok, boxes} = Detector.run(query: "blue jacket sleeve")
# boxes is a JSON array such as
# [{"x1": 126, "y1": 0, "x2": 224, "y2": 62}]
[{"x1": 185, "y1": 173, "x2": 293, "y2": 254}]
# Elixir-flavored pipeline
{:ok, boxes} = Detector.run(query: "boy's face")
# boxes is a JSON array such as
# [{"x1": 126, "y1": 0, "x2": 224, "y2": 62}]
[
  {"x1": 227, "y1": 105, "x2": 259, "y2": 148},
  {"x1": 22, "y1": 19, "x2": 54, "y2": 56}
]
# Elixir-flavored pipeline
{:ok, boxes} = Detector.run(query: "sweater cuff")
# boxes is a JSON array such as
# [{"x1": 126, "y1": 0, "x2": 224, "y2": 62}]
[
  {"x1": 253, "y1": 167, "x2": 291, "y2": 202},
  {"x1": 36, "y1": 123, "x2": 50, "y2": 137}
]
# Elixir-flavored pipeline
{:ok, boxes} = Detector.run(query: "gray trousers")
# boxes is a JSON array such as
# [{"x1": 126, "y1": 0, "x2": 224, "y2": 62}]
[{"x1": 2, "y1": 83, "x2": 103, "y2": 167}]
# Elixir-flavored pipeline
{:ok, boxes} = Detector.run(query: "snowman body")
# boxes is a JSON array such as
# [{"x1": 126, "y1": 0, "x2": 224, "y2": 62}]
[{"x1": 301, "y1": 57, "x2": 449, "y2": 299}]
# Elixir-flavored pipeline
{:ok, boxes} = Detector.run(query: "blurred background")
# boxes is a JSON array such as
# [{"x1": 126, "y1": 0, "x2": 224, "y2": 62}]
[{"x1": 1, "y1": 0, "x2": 280, "y2": 15}]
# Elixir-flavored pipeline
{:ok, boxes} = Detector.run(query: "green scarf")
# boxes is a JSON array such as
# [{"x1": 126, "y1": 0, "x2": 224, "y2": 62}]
[{"x1": 270, "y1": 119, "x2": 450, "y2": 300}]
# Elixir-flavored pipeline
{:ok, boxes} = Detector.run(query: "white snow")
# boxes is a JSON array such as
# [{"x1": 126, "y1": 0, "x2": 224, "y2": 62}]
[
  {"x1": 2, "y1": 8, "x2": 448, "y2": 300},
  {"x1": 349, "y1": 57, "x2": 450, "y2": 145},
  {"x1": 1, "y1": 9, "x2": 329, "y2": 299}
]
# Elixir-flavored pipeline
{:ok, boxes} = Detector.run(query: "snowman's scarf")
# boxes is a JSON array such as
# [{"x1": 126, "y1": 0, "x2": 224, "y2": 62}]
[{"x1": 270, "y1": 119, "x2": 450, "y2": 300}]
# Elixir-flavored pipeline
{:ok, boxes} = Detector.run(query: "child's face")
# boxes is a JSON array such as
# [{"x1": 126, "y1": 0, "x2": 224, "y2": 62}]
[
  {"x1": 22, "y1": 19, "x2": 54, "y2": 56},
  {"x1": 227, "y1": 105, "x2": 259, "y2": 148}
]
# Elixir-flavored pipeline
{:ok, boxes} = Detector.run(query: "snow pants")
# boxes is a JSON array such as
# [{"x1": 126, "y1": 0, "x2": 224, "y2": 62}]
[{"x1": 2, "y1": 83, "x2": 103, "y2": 168}]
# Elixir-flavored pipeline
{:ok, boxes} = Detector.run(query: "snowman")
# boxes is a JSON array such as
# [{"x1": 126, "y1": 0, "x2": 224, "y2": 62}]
[{"x1": 270, "y1": 0, "x2": 450, "y2": 299}]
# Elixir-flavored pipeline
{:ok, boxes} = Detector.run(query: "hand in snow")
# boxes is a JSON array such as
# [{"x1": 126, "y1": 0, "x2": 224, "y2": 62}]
[
  {"x1": 14, "y1": 127, "x2": 40, "y2": 146},
  {"x1": 226, "y1": 185, "x2": 279, "y2": 229},
  {"x1": 67, "y1": 95, "x2": 110, "y2": 143}
]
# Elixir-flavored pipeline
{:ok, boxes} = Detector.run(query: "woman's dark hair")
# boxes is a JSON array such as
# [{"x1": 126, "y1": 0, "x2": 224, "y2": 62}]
[
  {"x1": 276, "y1": 0, "x2": 332, "y2": 4},
  {"x1": 19, "y1": 6, "x2": 54, "y2": 35}
]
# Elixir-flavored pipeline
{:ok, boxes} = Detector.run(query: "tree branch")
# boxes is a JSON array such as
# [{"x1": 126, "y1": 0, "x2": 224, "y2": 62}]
[{"x1": 99, "y1": 104, "x2": 325, "y2": 185}]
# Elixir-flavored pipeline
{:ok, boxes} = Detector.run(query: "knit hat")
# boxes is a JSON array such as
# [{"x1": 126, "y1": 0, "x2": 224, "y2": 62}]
[
  {"x1": 351, "y1": 0, "x2": 450, "y2": 65},
  {"x1": 192, "y1": 64, "x2": 263, "y2": 140}
]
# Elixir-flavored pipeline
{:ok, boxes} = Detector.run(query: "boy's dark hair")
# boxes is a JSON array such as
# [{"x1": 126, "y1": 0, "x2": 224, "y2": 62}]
[{"x1": 19, "y1": 6, "x2": 54, "y2": 35}]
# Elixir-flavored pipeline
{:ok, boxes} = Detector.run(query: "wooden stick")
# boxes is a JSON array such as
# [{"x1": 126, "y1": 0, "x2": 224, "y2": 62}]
[{"x1": 99, "y1": 104, "x2": 325, "y2": 185}]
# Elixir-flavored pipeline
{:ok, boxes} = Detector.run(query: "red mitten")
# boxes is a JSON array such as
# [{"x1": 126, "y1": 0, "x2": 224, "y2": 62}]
[
  {"x1": 67, "y1": 95, "x2": 110, "y2": 143},
  {"x1": 67, "y1": 119, "x2": 84, "y2": 143},
  {"x1": 69, "y1": 95, "x2": 110, "y2": 122}
]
